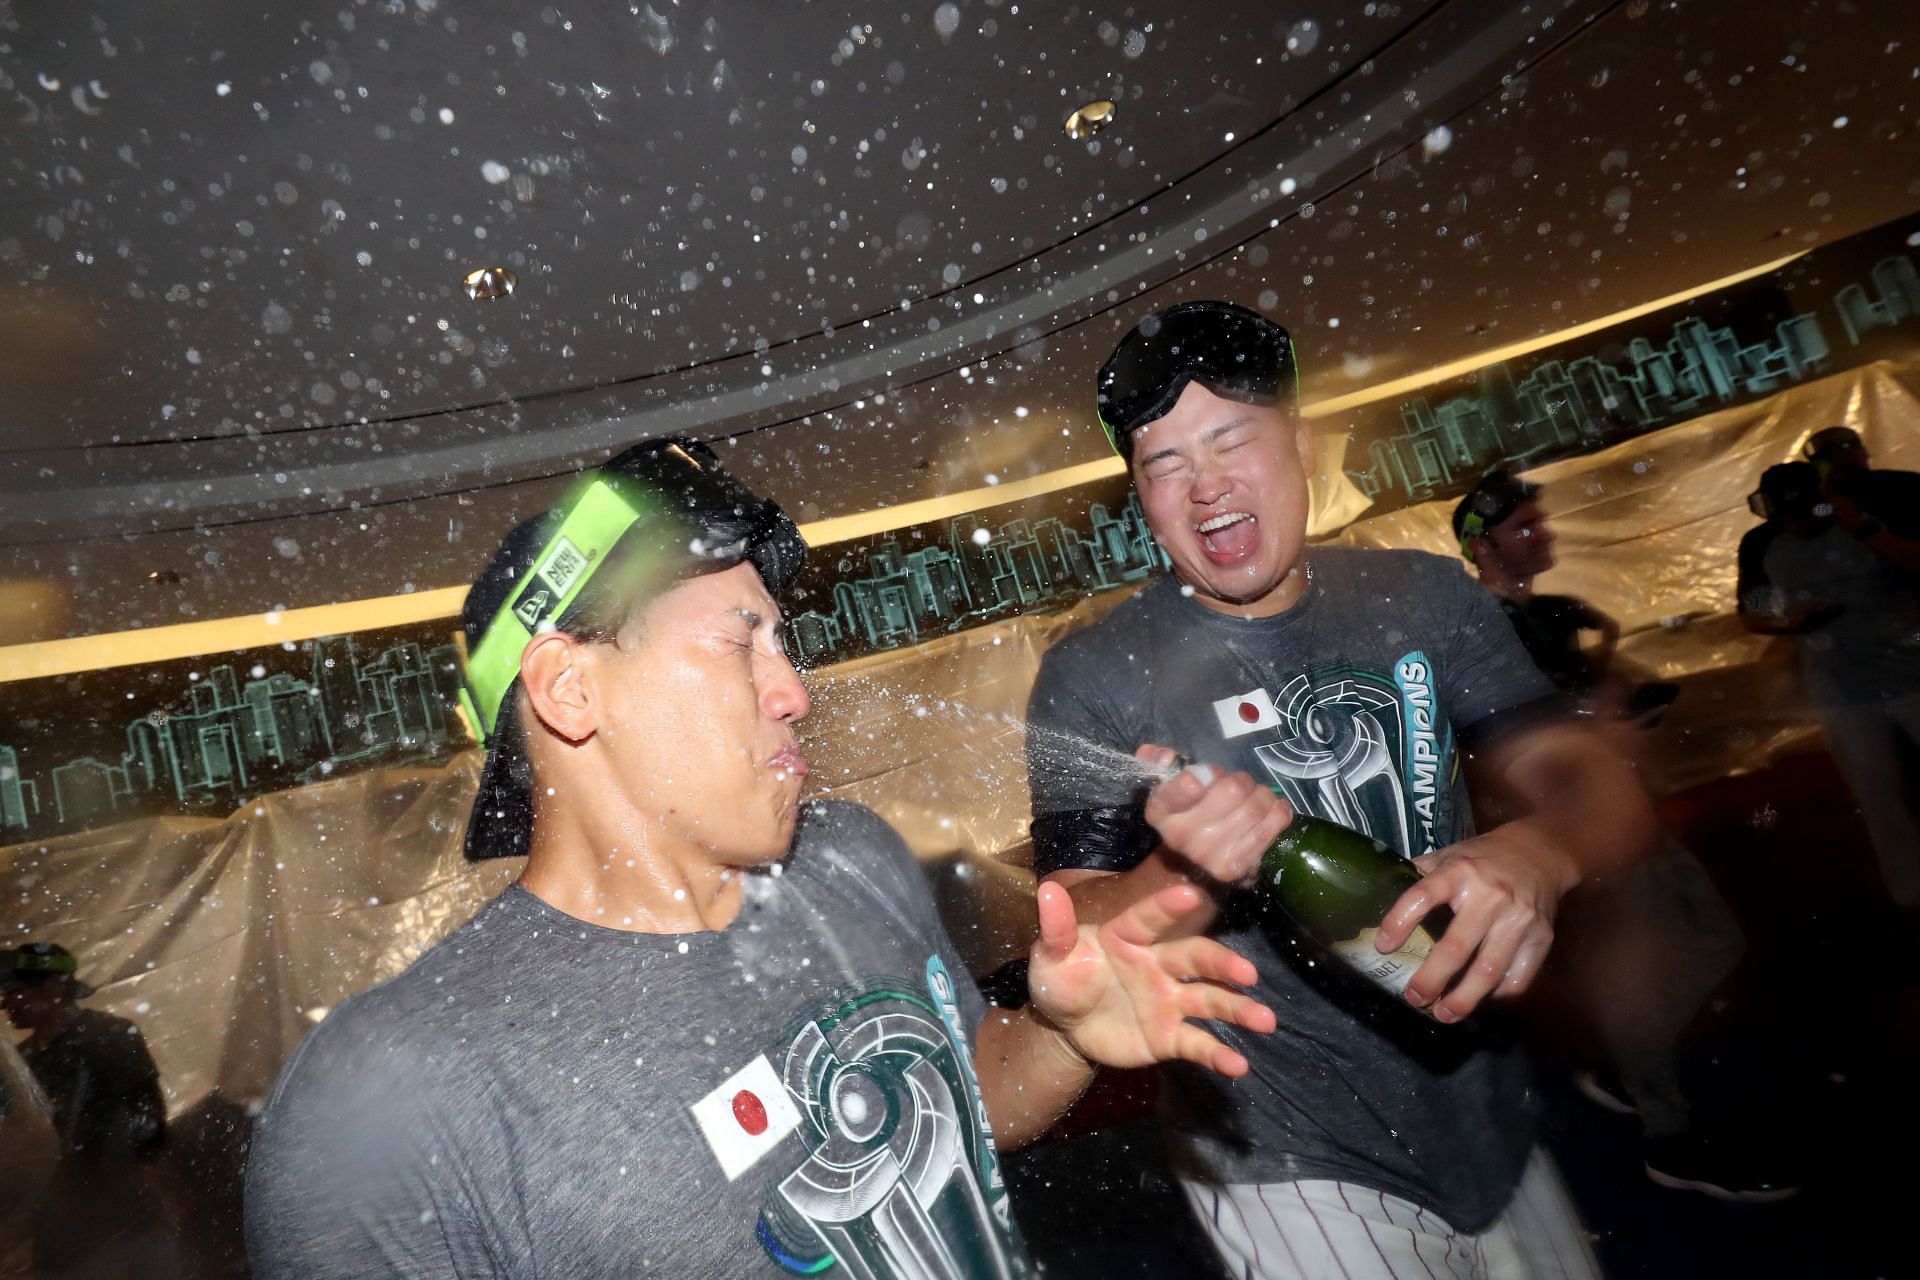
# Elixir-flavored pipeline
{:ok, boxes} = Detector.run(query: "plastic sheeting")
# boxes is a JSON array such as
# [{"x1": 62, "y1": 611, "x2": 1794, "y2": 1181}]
[
  {"x1": 1330, "y1": 358, "x2": 1920, "y2": 788},
  {"x1": 4, "y1": 359, "x2": 1915, "y2": 1118},
  {"x1": 0, "y1": 596, "x2": 1122, "y2": 1118}
]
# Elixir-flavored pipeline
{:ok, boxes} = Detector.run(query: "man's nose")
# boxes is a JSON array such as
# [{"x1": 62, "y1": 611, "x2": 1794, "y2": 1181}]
[
  {"x1": 1191, "y1": 464, "x2": 1230, "y2": 506},
  {"x1": 763, "y1": 657, "x2": 811, "y2": 724}
]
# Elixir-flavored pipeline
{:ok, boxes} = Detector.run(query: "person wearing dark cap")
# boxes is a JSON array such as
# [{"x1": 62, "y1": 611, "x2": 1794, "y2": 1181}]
[
  {"x1": 1454, "y1": 475, "x2": 1787, "y2": 1204},
  {"x1": 1, "y1": 943, "x2": 166, "y2": 1162},
  {"x1": 1455, "y1": 469, "x2": 1621, "y2": 698},
  {"x1": 245, "y1": 437, "x2": 1277, "y2": 1280},
  {"x1": 1804, "y1": 425, "x2": 1920, "y2": 540},
  {"x1": 2, "y1": 941, "x2": 177, "y2": 1279},
  {"x1": 1026, "y1": 301, "x2": 1658, "y2": 1278},
  {"x1": 1740, "y1": 457, "x2": 1920, "y2": 908}
]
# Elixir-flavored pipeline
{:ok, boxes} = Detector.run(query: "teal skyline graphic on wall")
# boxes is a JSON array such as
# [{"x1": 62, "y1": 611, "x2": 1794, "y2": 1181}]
[
  {"x1": 782, "y1": 490, "x2": 1167, "y2": 664},
  {"x1": 1, "y1": 637, "x2": 467, "y2": 839},
  {"x1": 1346, "y1": 249, "x2": 1919, "y2": 504}
]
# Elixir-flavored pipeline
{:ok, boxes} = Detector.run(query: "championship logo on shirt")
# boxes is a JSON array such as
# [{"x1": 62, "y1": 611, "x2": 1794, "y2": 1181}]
[
  {"x1": 748, "y1": 968, "x2": 1025, "y2": 1280},
  {"x1": 1221, "y1": 653, "x2": 1457, "y2": 859},
  {"x1": 1211, "y1": 687, "x2": 1282, "y2": 738}
]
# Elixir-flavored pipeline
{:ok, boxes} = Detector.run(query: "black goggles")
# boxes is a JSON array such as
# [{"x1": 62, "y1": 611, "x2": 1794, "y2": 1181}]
[{"x1": 1095, "y1": 301, "x2": 1299, "y2": 457}]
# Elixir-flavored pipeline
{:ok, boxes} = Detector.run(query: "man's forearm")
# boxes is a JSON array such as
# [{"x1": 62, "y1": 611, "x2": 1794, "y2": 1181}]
[
  {"x1": 972, "y1": 1005, "x2": 1095, "y2": 1149},
  {"x1": 1497, "y1": 726, "x2": 1659, "y2": 884},
  {"x1": 1047, "y1": 846, "x2": 1224, "y2": 935}
]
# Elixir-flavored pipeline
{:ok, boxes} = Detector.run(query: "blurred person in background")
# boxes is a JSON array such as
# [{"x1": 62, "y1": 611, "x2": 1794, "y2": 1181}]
[
  {"x1": 1456, "y1": 472, "x2": 1792, "y2": 1204},
  {"x1": 246, "y1": 438, "x2": 1280, "y2": 1280},
  {"x1": 1739, "y1": 460, "x2": 1920, "y2": 912},
  {"x1": 1028, "y1": 301, "x2": 1659, "y2": 1280},
  {"x1": 1804, "y1": 425, "x2": 1920, "y2": 538},
  {"x1": 1, "y1": 941, "x2": 177, "y2": 1279},
  {"x1": 0, "y1": 1034, "x2": 58, "y2": 1280}
]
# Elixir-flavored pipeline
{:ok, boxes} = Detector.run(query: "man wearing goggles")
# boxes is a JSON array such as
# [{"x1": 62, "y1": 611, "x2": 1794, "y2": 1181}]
[
  {"x1": 1739, "y1": 453, "x2": 1920, "y2": 910},
  {"x1": 1803, "y1": 425, "x2": 1920, "y2": 540},
  {"x1": 1027, "y1": 301, "x2": 1657, "y2": 1278},
  {"x1": 247, "y1": 437, "x2": 1278, "y2": 1280}
]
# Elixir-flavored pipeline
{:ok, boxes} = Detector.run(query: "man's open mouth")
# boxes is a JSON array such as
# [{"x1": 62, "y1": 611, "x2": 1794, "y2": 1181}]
[{"x1": 1195, "y1": 511, "x2": 1259, "y2": 562}]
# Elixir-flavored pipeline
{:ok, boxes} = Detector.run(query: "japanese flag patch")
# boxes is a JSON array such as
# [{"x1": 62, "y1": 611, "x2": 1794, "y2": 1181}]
[
  {"x1": 690, "y1": 1053, "x2": 802, "y2": 1181},
  {"x1": 1212, "y1": 687, "x2": 1281, "y2": 739}
]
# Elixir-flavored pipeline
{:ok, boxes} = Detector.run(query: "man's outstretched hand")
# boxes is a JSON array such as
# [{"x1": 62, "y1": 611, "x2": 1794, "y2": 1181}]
[{"x1": 1027, "y1": 880, "x2": 1275, "y2": 1079}]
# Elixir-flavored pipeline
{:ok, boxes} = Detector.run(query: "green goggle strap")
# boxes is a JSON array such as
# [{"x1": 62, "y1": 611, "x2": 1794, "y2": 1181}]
[
  {"x1": 1458, "y1": 510, "x2": 1486, "y2": 561},
  {"x1": 11, "y1": 952, "x2": 78, "y2": 976},
  {"x1": 456, "y1": 477, "x2": 658, "y2": 745}
]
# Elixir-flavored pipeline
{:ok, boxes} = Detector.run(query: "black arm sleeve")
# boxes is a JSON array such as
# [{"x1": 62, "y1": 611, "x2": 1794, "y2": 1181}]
[{"x1": 1024, "y1": 644, "x2": 1156, "y2": 878}]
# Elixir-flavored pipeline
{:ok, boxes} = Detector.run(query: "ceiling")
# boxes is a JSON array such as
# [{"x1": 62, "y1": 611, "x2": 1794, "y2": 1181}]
[{"x1": 2, "y1": 0, "x2": 1917, "y2": 639}]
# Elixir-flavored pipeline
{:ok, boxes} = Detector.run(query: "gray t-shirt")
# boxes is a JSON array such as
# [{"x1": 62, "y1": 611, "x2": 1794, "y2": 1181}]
[
  {"x1": 245, "y1": 801, "x2": 1029, "y2": 1280},
  {"x1": 1759, "y1": 524, "x2": 1920, "y2": 706},
  {"x1": 1026, "y1": 548, "x2": 1556, "y2": 1231}
]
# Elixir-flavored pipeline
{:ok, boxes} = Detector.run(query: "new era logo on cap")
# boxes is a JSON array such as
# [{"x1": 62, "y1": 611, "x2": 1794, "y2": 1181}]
[
  {"x1": 1212, "y1": 687, "x2": 1281, "y2": 739},
  {"x1": 689, "y1": 1053, "x2": 802, "y2": 1181}
]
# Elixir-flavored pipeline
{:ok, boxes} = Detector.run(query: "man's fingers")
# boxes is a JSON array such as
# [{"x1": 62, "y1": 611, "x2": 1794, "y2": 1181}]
[
  {"x1": 1103, "y1": 882, "x2": 1206, "y2": 949},
  {"x1": 1376, "y1": 874, "x2": 1446, "y2": 954},
  {"x1": 1165, "y1": 1024, "x2": 1252, "y2": 1079},
  {"x1": 1033, "y1": 881, "x2": 1080, "y2": 959},
  {"x1": 1402, "y1": 895, "x2": 1497, "y2": 1009},
  {"x1": 1173, "y1": 983, "x2": 1278, "y2": 1035},
  {"x1": 1495, "y1": 929, "x2": 1554, "y2": 998},
  {"x1": 1153, "y1": 936, "x2": 1260, "y2": 989},
  {"x1": 1143, "y1": 768, "x2": 1209, "y2": 820},
  {"x1": 1430, "y1": 912, "x2": 1529, "y2": 1023},
  {"x1": 1135, "y1": 743, "x2": 1181, "y2": 772}
]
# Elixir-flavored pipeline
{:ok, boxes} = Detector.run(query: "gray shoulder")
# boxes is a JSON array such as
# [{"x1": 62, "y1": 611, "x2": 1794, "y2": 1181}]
[
  {"x1": 264, "y1": 911, "x2": 513, "y2": 1113},
  {"x1": 1038, "y1": 578, "x2": 1171, "y2": 672},
  {"x1": 794, "y1": 800, "x2": 912, "y2": 864},
  {"x1": 790, "y1": 800, "x2": 928, "y2": 906},
  {"x1": 1318, "y1": 544, "x2": 1466, "y2": 580},
  {"x1": 1316, "y1": 546, "x2": 1475, "y2": 598}
]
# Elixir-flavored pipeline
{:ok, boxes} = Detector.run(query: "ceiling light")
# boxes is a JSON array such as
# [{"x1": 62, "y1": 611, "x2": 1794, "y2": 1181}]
[
  {"x1": 462, "y1": 266, "x2": 517, "y2": 301},
  {"x1": 1064, "y1": 100, "x2": 1116, "y2": 141}
]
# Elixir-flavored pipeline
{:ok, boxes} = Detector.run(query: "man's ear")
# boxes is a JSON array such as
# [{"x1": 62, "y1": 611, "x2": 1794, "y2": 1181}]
[
  {"x1": 520, "y1": 630, "x2": 597, "y2": 744},
  {"x1": 1292, "y1": 414, "x2": 1317, "y2": 479}
]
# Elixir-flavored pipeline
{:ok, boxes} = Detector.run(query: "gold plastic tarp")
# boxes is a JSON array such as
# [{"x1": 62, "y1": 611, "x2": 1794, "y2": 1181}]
[
  {"x1": 1331, "y1": 358, "x2": 1920, "y2": 787},
  {"x1": 3, "y1": 358, "x2": 1915, "y2": 1118}
]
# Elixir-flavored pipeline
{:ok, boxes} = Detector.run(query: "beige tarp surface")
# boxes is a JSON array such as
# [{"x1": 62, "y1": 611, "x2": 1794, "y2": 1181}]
[
  {"x1": 1331, "y1": 357, "x2": 1920, "y2": 787},
  {"x1": 3, "y1": 359, "x2": 1915, "y2": 1117}
]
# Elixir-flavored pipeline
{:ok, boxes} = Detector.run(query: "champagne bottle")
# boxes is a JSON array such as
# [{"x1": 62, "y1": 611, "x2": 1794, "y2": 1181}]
[{"x1": 1256, "y1": 813, "x2": 1454, "y2": 1011}]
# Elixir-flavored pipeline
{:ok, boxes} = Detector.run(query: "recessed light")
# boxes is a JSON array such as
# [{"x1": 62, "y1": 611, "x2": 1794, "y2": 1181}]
[
  {"x1": 462, "y1": 266, "x2": 517, "y2": 301},
  {"x1": 1065, "y1": 100, "x2": 1116, "y2": 141}
]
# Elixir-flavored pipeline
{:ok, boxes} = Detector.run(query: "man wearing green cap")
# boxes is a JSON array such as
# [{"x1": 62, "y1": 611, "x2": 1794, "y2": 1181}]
[
  {"x1": 247, "y1": 437, "x2": 1278, "y2": 1279},
  {"x1": 1027, "y1": 303, "x2": 1660, "y2": 1277},
  {"x1": 1, "y1": 942, "x2": 166, "y2": 1163},
  {"x1": 3, "y1": 941, "x2": 175, "y2": 1278}
]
